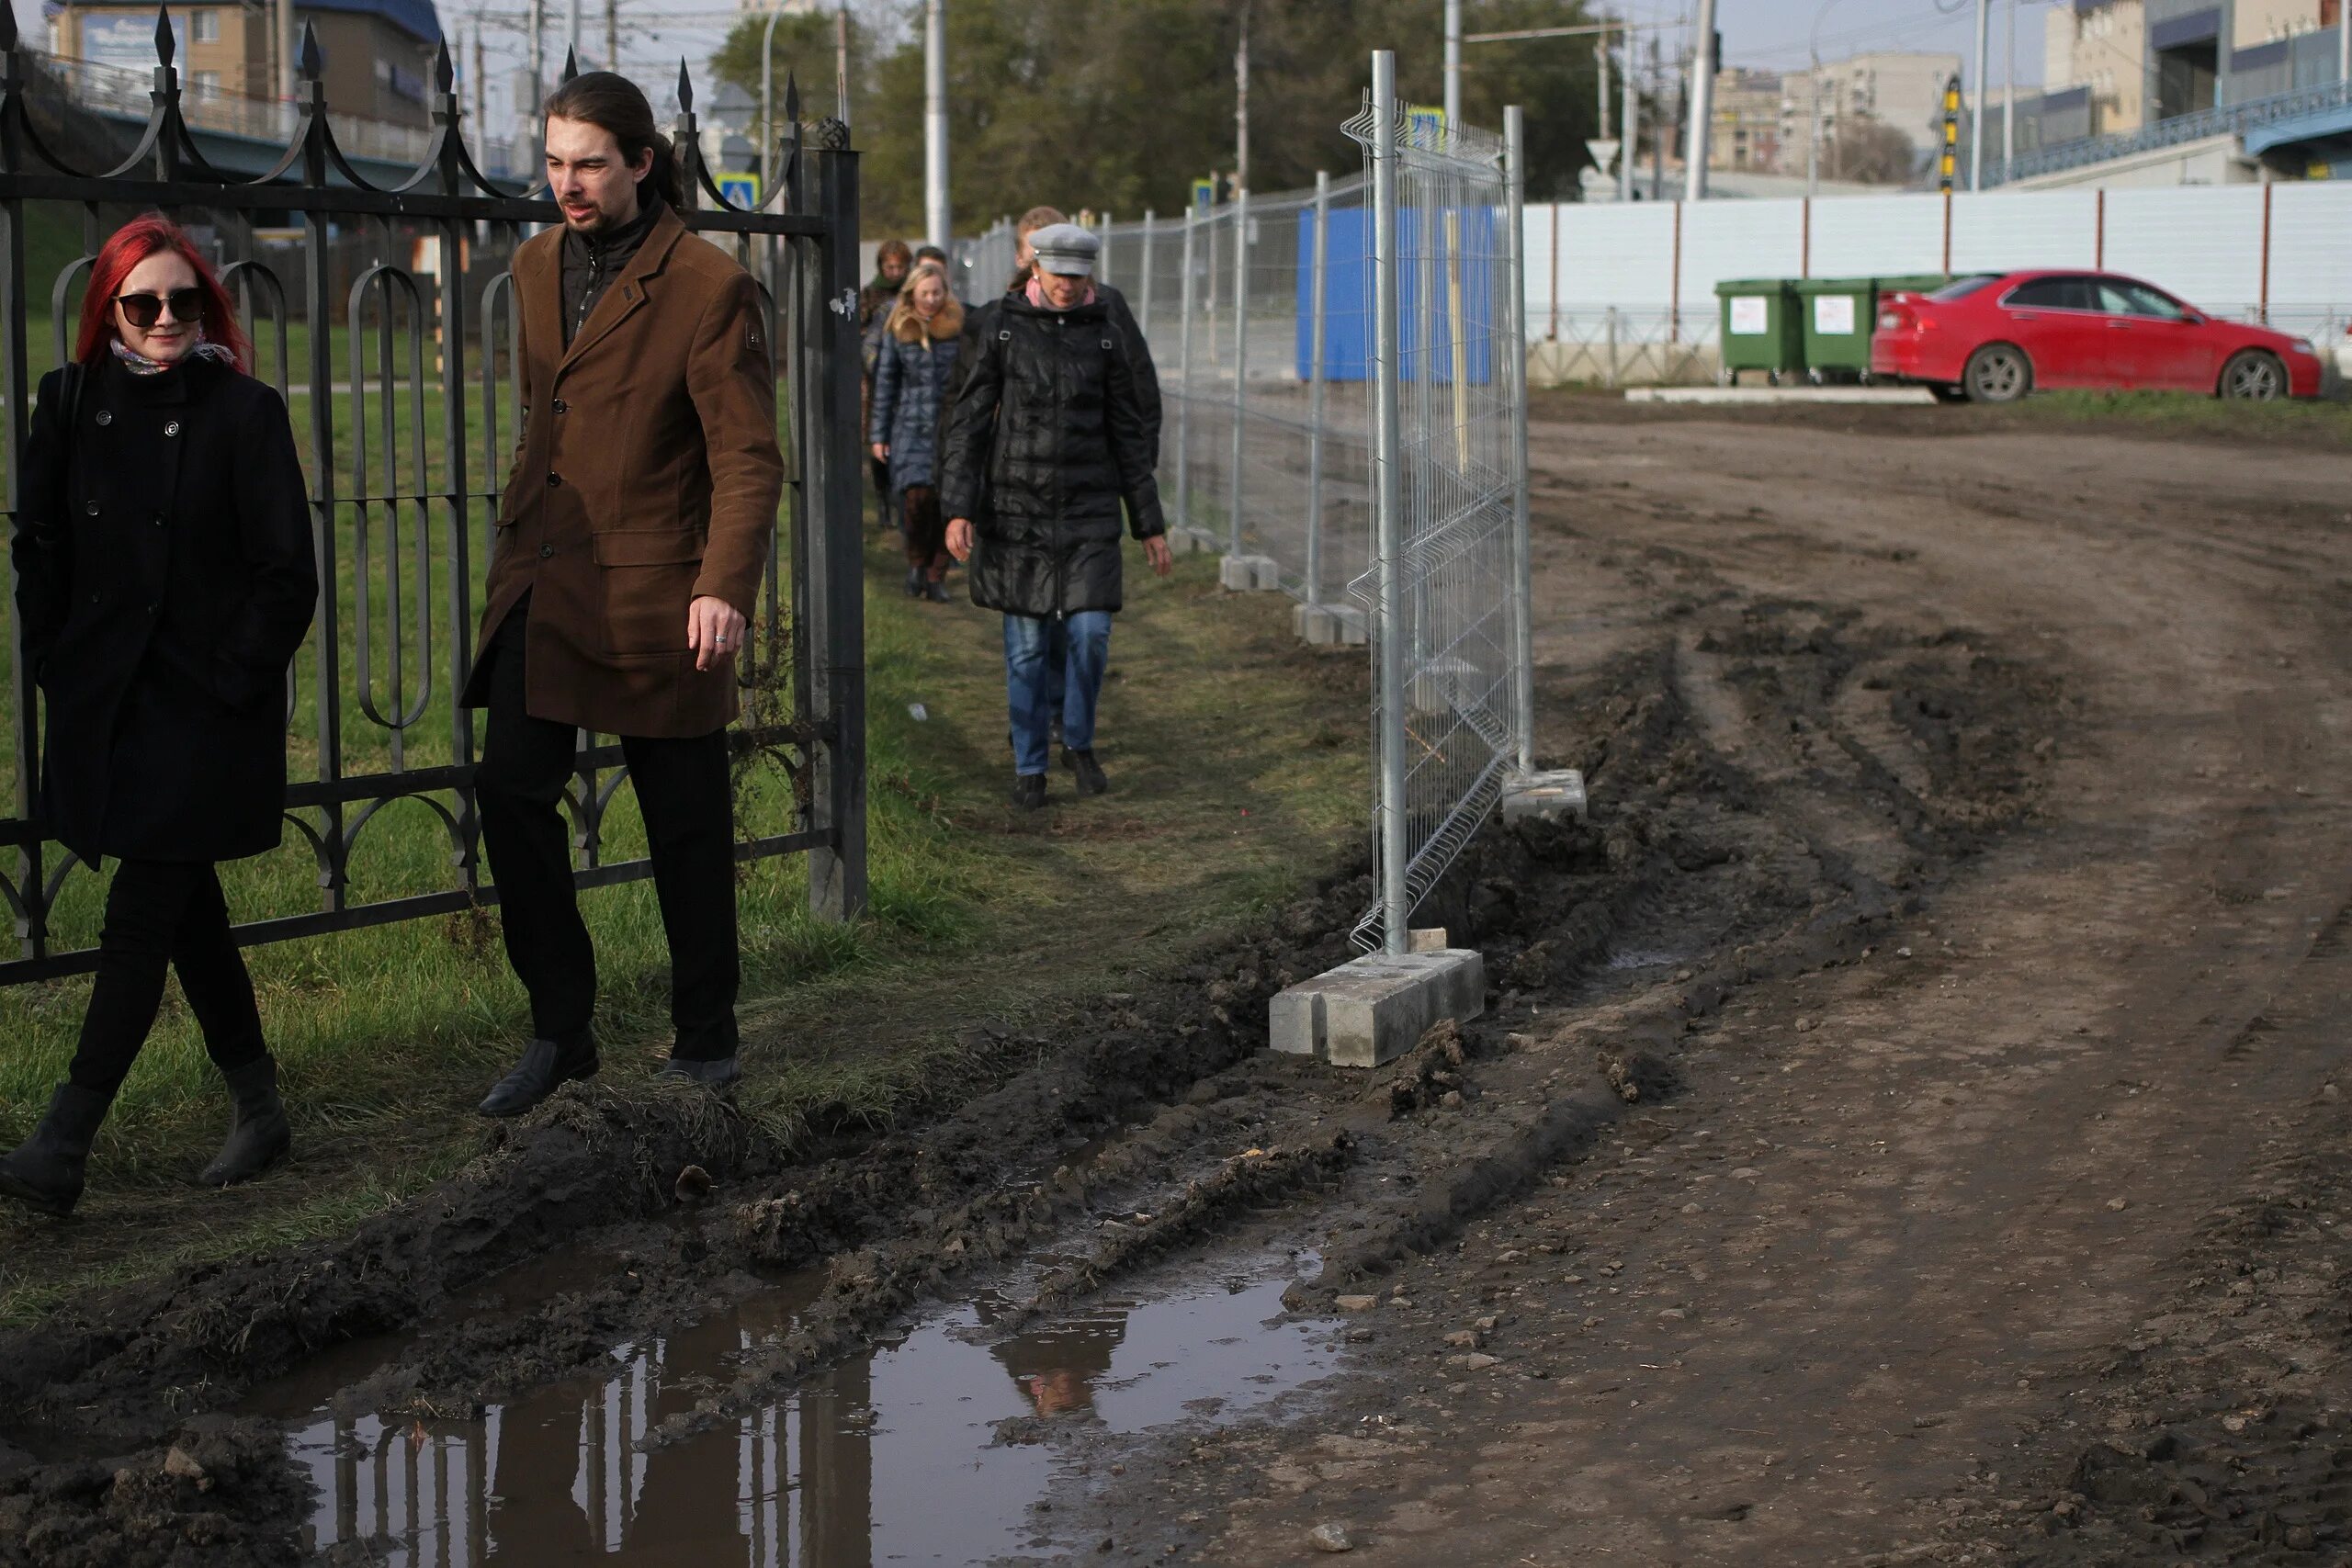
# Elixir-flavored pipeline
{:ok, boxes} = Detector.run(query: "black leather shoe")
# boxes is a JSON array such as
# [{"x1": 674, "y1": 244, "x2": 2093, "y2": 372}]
[
  {"x1": 1062, "y1": 747, "x2": 1108, "y2": 795},
  {"x1": 659, "y1": 1055, "x2": 742, "y2": 1092},
  {"x1": 197, "y1": 1056, "x2": 290, "y2": 1187},
  {"x1": 478, "y1": 1036, "x2": 598, "y2": 1118},
  {"x1": 903, "y1": 567, "x2": 924, "y2": 598},
  {"x1": 924, "y1": 579, "x2": 952, "y2": 604},
  {"x1": 1011, "y1": 773, "x2": 1047, "y2": 811},
  {"x1": 0, "y1": 1083, "x2": 111, "y2": 1217}
]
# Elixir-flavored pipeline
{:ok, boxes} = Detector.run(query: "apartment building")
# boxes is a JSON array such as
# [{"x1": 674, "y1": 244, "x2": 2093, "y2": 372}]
[
  {"x1": 1708, "y1": 68, "x2": 1788, "y2": 172},
  {"x1": 53, "y1": 0, "x2": 443, "y2": 128},
  {"x1": 2045, "y1": 0, "x2": 2343, "y2": 134},
  {"x1": 1779, "y1": 51, "x2": 1964, "y2": 164}
]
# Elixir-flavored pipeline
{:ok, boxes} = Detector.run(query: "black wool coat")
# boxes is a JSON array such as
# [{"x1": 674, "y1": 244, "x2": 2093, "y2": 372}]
[
  {"x1": 939, "y1": 295, "x2": 1164, "y2": 620},
  {"x1": 947, "y1": 281, "x2": 1162, "y2": 467},
  {"x1": 11, "y1": 354, "x2": 317, "y2": 865}
]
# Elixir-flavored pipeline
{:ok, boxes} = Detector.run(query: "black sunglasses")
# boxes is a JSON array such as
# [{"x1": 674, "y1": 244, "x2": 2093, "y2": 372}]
[{"x1": 114, "y1": 288, "x2": 206, "y2": 329}]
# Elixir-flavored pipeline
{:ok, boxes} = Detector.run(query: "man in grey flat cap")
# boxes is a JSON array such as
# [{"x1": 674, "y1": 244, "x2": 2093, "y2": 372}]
[{"x1": 942, "y1": 221, "x2": 1170, "y2": 810}]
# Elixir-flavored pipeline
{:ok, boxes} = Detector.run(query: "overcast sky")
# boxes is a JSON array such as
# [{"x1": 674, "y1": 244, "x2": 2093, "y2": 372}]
[{"x1": 1614, "y1": 0, "x2": 2053, "y2": 88}]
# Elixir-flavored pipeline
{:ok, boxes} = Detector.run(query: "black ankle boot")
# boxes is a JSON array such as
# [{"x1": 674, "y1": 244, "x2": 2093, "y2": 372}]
[
  {"x1": 197, "y1": 1056, "x2": 290, "y2": 1188},
  {"x1": 1062, "y1": 747, "x2": 1108, "y2": 796},
  {"x1": 478, "y1": 1034, "x2": 599, "y2": 1118},
  {"x1": 0, "y1": 1083, "x2": 112, "y2": 1217},
  {"x1": 1011, "y1": 773, "x2": 1047, "y2": 811}
]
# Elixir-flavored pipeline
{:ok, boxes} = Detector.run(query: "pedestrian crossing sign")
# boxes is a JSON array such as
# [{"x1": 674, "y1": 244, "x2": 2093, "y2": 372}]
[
  {"x1": 717, "y1": 172, "x2": 761, "y2": 209},
  {"x1": 1192, "y1": 177, "x2": 1216, "y2": 213}
]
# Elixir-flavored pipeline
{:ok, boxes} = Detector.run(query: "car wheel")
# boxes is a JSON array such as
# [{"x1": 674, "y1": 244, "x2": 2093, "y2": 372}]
[
  {"x1": 2219, "y1": 349, "x2": 2286, "y2": 401},
  {"x1": 1963, "y1": 344, "x2": 2031, "y2": 404},
  {"x1": 1928, "y1": 383, "x2": 1967, "y2": 404}
]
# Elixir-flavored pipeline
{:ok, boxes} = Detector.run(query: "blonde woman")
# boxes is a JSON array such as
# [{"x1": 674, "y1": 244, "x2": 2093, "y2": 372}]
[{"x1": 868, "y1": 260, "x2": 965, "y2": 601}]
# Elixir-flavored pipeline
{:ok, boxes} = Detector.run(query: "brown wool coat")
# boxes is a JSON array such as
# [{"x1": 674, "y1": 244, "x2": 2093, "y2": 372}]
[{"x1": 462, "y1": 205, "x2": 785, "y2": 739}]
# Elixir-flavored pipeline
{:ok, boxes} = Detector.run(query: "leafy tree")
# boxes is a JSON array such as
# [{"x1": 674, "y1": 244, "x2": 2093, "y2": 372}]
[
  {"x1": 708, "y1": 0, "x2": 1606, "y2": 239},
  {"x1": 1830, "y1": 114, "x2": 1920, "y2": 186}
]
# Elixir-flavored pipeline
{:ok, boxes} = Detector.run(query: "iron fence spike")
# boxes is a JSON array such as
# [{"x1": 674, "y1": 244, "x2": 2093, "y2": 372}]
[
  {"x1": 153, "y1": 6, "x2": 175, "y2": 65},
  {"x1": 676, "y1": 57, "x2": 693, "y2": 110},
  {"x1": 300, "y1": 22, "x2": 322, "y2": 80},
  {"x1": 434, "y1": 41, "x2": 454, "y2": 95},
  {"x1": 562, "y1": 45, "x2": 580, "y2": 84},
  {"x1": 0, "y1": 6, "x2": 18, "y2": 53}
]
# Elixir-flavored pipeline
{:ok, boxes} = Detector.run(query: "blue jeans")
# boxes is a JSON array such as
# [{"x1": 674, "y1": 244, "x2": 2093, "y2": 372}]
[{"x1": 1004, "y1": 612, "x2": 1111, "y2": 776}]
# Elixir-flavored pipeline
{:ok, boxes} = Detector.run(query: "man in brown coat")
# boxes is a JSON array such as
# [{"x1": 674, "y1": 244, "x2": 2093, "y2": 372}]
[{"x1": 464, "y1": 72, "x2": 785, "y2": 1115}]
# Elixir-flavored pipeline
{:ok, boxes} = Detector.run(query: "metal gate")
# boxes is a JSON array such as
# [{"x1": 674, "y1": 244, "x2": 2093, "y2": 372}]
[{"x1": 0, "y1": 17, "x2": 866, "y2": 983}]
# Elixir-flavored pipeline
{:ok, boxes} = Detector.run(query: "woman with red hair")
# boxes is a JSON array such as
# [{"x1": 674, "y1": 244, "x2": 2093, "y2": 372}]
[{"x1": 0, "y1": 214, "x2": 315, "y2": 1217}]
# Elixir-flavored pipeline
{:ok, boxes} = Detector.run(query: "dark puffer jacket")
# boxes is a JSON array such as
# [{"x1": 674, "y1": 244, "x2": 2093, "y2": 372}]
[
  {"x1": 947, "y1": 281, "x2": 1161, "y2": 468},
  {"x1": 940, "y1": 295, "x2": 1163, "y2": 619},
  {"x1": 867, "y1": 319, "x2": 960, "y2": 492}
]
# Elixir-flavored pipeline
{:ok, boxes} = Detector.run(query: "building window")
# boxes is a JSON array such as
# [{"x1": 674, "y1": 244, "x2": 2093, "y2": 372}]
[
  {"x1": 193, "y1": 69, "x2": 220, "y2": 92},
  {"x1": 190, "y1": 9, "x2": 218, "y2": 42}
]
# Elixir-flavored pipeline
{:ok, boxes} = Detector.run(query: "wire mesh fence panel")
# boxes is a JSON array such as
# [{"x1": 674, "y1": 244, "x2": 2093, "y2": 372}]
[{"x1": 1342, "y1": 95, "x2": 1522, "y2": 953}]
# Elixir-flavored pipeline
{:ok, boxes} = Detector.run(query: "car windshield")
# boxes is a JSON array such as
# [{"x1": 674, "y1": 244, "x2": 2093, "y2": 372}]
[{"x1": 1928, "y1": 275, "x2": 2001, "y2": 302}]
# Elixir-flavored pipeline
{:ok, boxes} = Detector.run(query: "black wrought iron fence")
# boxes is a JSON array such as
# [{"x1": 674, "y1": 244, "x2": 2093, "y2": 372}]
[{"x1": 0, "y1": 11, "x2": 867, "y2": 984}]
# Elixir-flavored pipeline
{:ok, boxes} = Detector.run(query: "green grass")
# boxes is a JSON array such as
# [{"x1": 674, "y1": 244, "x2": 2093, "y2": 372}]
[
  {"x1": 2016, "y1": 387, "x2": 2352, "y2": 445},
  {"x1": 0, "y1": 508, "x2": 1368, "y2": 1325}
]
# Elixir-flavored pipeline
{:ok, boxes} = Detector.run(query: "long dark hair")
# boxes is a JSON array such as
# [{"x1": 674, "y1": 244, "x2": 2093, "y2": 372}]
[
  {"x1": 542, "y1": 71, "x2": 684, "y2": 209},
  {"x1": 76, "y1": 213, "x2": 250, "y2": 370}
]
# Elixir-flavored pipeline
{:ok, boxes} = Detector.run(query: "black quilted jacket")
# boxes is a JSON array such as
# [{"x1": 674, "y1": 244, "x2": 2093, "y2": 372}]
[{"x1": 940, "y1": 294, "x2": 1164, "y2": 618}]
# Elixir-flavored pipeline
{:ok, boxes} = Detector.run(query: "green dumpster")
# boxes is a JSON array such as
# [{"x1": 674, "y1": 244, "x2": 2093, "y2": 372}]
[
  {"x1": 1794, "y1": 276, "x2": 1878, "y2": 381},
  {"x1": 1714, "y1": 278, "x2": 1803, "y2": 386}
]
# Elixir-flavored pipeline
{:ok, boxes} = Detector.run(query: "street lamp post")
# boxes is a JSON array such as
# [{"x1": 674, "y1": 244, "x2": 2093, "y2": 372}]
[{"x1": 1807, "y1": 0, "x2": 1847, "y2": 200}]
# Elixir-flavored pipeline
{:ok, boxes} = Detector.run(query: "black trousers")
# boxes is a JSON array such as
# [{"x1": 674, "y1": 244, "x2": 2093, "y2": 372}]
[
  {"x1": 67, "y1": 860, "x2": 266, "y2": 1098},
  {"x1": 474, "y1": 606, "x2": 740, "y2": 1060}
]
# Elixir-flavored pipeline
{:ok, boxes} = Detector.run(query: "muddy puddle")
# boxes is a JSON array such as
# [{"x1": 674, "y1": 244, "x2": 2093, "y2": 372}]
[{"x1": 266, "y1": 1254, "x2": 1336, "y2": 1566}]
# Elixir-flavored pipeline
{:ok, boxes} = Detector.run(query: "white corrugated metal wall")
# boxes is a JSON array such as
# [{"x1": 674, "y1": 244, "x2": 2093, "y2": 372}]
[{"x1": 1527, "y1": 182, "x2": 2352, "y2": 379}]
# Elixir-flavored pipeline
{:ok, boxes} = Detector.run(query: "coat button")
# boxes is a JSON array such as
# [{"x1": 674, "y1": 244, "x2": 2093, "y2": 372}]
[
  {"x1": 84, "y1": 500, "x2": 98, "y2": 515},
  {"x1": 551, "y1": 398, "x2": 569, "y2": 414},
  {"x1": 538, "y1": 544, "x2": 554, "y2": 558},
  {"x1": 547, "y1": 473, "x2": 560, "y2": 487},
  {"x1": 95, "y1": 409, "x2": 112, "y2": 426},
  {"x1": 164, "y1": 421, "x2": 180, "y2": 437},
  {"x1": 152, "y1": 513, "x2": 164, "y2": 526}
]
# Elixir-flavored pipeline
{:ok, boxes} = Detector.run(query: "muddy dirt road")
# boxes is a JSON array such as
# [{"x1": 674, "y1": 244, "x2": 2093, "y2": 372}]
[{"x1": 3, "y1": 406, "x2": 2347, "y2": 1568}]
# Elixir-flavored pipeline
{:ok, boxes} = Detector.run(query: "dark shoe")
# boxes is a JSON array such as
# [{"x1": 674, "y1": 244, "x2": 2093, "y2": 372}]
[
  {"x1": 1062, "y1": 747, "x2": 1108, "y2": 796},
  {"x1": 659, "y1": 1055, "x2": 742, "y2": 1093},
  {"x1": 1011, "y1": 773, "x2": 1047, "y2": 811},
  {"x1": 0, "y1": 1083, "x2": 111, "y2": 1217},
  {"x1": 903, "y1": 567, "x2": 924, "y2": 598},
  {"x1": 924, "y1": 578, "x2": 952, "y2": 604},
  {"x1": 1049, "y1": 713, "x2": 1065, "y2": 747},
  {"x1": 478, "y1": 1035, "x2": 598, "y2": 1118},
  {"x1": 196, "y1": 1056, "x2": 290, "y2": 1188}
]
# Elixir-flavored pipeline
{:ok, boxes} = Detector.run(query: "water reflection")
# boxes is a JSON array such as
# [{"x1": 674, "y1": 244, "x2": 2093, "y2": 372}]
[{"x1": 285, "y1": 1270, "x2": 1331, "y2": 1566}]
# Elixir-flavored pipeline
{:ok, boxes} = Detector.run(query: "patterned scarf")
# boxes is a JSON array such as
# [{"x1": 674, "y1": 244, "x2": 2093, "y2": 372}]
[{"x1": 110, "y1": 334, "x2": 235, "y2": 376}]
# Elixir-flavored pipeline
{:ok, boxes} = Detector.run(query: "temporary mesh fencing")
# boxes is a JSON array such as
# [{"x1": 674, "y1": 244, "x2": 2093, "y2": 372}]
[{"x1": 1340, "y1": 96, "x2": 1526, "y2": 954}]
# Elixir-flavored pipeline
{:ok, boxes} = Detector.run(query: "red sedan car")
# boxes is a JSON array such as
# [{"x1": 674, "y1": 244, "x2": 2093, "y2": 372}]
[{"x1": 1871, "y1": 270, "x2": 2326, "y2": 403}]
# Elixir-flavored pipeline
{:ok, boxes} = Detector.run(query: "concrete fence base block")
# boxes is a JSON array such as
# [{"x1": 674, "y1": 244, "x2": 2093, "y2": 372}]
[
  {"x1": 1219, "y1": 554, "x2": 1281, "y2": 592},
  {"x1": 1294, "y1": 603, "x2": 1369, "y2": 646},
  {"x1": 1269, "y1": 947, "x2": 1487, "y2": 1068},
  {"x1": 1407, "y1": 656, "x2": 1480, "y2": 714},
  {"x1": 1168, "y1": 528, "x2": 1216, "y2": 557},
  {"x1": 1501, "y1": 768, "x2": 1589, "y2": 823}
]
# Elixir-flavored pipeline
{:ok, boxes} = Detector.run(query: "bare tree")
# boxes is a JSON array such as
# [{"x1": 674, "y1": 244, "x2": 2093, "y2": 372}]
[{"x1": 1831, "y1": 113, "x2": 1919, "y2": 185}]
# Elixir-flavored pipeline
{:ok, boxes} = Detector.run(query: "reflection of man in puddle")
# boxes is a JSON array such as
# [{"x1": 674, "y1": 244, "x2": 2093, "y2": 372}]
[{"x1": 980, "y1": 1304, "x2": 1129, "y2": 1420}]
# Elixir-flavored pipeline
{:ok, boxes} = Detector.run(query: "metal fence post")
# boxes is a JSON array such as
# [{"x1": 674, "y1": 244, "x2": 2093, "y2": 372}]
[
  {"x1": 1604, "y1": 304, "x2": 1620, "y2": 389},
  {"x1": 1227, "y1": 185, "x2": 1250, "y2": 557},
  {"x1": 1100, "y1": 209, "x2": 1113, "y2": 287},
  {"x1": 1176, "y1": 208, "x2": 1196, "y2": 529},
  {"x1": 806, "y1": 135, "x2": 868, "y2": 921},
  {"x1": 1138, "y1": 209, "x2": 1155, "y2": 344},
  {"x1": 1503, "y1": 104, "x2": 1535, "y2": 776},
  {"x1": 1369, "y1": 52, "x2": 1408, "y2": 956},
  {"x1": 1304, "y1": 170, "x2": 1330, "y2": 609}
]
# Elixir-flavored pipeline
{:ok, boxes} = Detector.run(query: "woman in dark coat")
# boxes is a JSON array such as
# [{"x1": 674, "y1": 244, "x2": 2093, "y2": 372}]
[
  {"x1": 0, "y1": 214, "x2": 317, "y2": 1217},
  {"x1": 942, "y1": 223, "x2": 1170, "y2": 811},
  {"x1": 869, "y1": 260, "x2": 963, "y2": 601}
]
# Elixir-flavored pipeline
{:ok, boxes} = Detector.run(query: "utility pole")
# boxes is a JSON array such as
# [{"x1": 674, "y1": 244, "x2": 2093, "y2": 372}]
[
  {"x1": 604, "y1": 0, "x2": 616, "y2": 73},
  {"x1": 1621, "y1": 21, "x2": 1638, "y2": 200},
  {"x1": 1443, "y1": 0, "x2": 1463, "y2": 126},
  {"x1": 527, "y1": 0, "x2": 546, "y2": 152},
  {"x1": 1970, "y1": 0, "x2": 1988, "y2": 189},
  {"x1": 1684, "y1": 0, "x2": 1715, "y2": 199},
  {"x1": 835, "y1": 1, "x2": 850, "y2": 124},
  {"x1": 2003, "y1": 0, "x2": 2016, "y2": 182},
  {"x1": 470, "y1": 20, "x2": 486, "y2": 142},
  {"x1": 1650, "y1": 33, "x2": 1666, "y2": 199},
  {"x1": 276, "y1": 0, "x2": 293, "y2": 98},
  {"x1": 2342, "y1": 0, "x2": 2349, "y2": 98},
  {"x1": 568, "y1": 0, "x2": 582, "y2": 71},
  {"x1": 1235, "y1": 0, "x2": 1251, "y2": 192},
  {"x1": 924, "y1": 0, "x2": 948, "y2": 249},
  {"x1": 1596, "y1": 26, "x2": 1611, "y2": 141}
]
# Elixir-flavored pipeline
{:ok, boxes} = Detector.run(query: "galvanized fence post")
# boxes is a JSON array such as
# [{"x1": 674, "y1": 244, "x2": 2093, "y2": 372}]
[
  {"x1": 1504, "y1": 104, "x2": 1535, "y2": 776},
  {"x1": 1138, "y1": 210, "x2": 1155, "y2": 344},
  {"x1": 1369, "y1": 52, "x2": 1408, "y2": 956},
  {"x1": 806, "y1": 136, "x2": 868, "y2": 921},
  {"x1": 1304, "y1": 170, "x2": 1331, "y2": 609},
  {"x1": 1176, "y1": 207, "x2": 1196, "y2": 531},
  {"x1": 1227, "y1": 186, "x2": 1250, "y2": 557},
  {"x1": 1100, "y1": 209, "x2": 1113, "y2": 286}
]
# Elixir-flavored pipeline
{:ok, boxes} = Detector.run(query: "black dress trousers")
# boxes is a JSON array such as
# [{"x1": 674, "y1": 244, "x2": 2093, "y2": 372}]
[{"x1": 473, "y1": 603, "x2": 741, "y2": 1059}]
